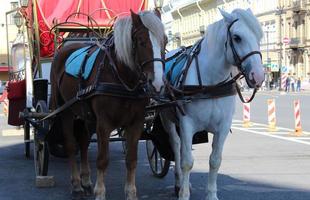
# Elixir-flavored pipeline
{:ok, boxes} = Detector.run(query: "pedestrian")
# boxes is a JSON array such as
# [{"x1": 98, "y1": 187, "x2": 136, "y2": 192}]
[
  {"x1": 285, "y1": 76, "x2": 291, "y2": 92},
  {"x1": 296, "y1": 77, "x2": 301, "y2": 92},
  {"x1": 291, "y1": 76, "x2": 295, "y2": 92}
]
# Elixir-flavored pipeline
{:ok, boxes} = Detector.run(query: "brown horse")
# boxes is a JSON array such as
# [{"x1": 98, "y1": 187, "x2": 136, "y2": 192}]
[{"x1": 50, "y1": 10, "x2": 166, "y2": 200}]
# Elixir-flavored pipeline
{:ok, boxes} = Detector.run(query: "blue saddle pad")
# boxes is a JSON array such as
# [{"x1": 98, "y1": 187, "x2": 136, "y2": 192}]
[
  {"x1": 165, "y1": 52, "x2": 187, "y2": 86},
  {"x1": 65, "y1": 46, "x2": 100, "y2": 80}
]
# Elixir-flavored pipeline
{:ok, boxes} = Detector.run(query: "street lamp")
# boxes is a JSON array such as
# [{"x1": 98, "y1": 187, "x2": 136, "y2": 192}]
[
  {"x1": 199, "y1": 25, "x2": 205, "y2": 36},
  {"x1": 20, "y1": 0, "x2": 29, "y2": 8},
  {"x1": 154, "y1": 0, "x2": 164, "y2": 9},
  {"x1": 264, "y1": 28, "x2": 271, "y2": 90},
  {"x1": 14, "y1": 11, "x2": 23, "y2": 30},
  {"x1": 174, "y1": 32, "x2": 181, "y2": 47},
  {"x1": 275, "y1": 5, "x2": 285, "y2": 91}
]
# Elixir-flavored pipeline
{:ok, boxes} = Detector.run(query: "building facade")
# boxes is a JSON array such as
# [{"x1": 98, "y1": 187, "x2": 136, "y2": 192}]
[
  {"x1": 0, "y1": 1, "x2": 20, "y2": 81},
  {"x1": 161, "y1": 0, "x2": 310, "y2": 87}
]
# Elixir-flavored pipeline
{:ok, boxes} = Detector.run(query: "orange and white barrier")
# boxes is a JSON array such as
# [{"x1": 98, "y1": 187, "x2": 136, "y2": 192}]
[
  {"x1": 281, "y1": 73, "x2": 288, "y2": 91},
  {"x1": 267, "y1": 99, "x2": 277, "y2": 132},
  {"x1": 243, "y1": 99, "x2": 251, "y2": 127},
  {"x1": 3, "y1": 98, "x2": 9, "y2": 117},
  {"x1": 293, "y1": 100, "x2": 302, "y2": 136}
]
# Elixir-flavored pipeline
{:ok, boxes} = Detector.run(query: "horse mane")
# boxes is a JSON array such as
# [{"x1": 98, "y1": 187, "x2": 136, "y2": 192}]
[
  {"x1": 114, "y1": 11, "x2": 165, "y2": 70},
  {"x1": 231, "y1": 9, "x2": 263, "y2": 41}
]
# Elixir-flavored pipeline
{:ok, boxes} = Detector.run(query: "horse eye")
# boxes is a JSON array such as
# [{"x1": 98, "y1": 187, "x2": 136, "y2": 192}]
[{"x1": 233, "y1": 35, "x2": 242, "y2": 43}]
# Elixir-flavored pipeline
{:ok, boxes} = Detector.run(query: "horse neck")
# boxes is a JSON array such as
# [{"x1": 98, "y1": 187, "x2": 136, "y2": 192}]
[
  {"x1": 100, "y1": 47, "x2": 139, "y2": 85},
  {"x1": 185, "y1": 20, "x2": 232, "y2": 86}
]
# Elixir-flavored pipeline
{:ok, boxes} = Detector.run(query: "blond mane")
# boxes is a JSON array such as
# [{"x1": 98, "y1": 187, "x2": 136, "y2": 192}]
[{"x1": 114, "y1": 11, "x2": 165, "y2": 70}]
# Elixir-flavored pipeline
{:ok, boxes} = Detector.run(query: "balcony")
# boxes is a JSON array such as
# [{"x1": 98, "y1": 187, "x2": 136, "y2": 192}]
[
  {"x1": 288, "y1": 37, "x2": 305, "y2": 48},
  {"x1": 292, "y1": 0, "x2": 307, "y2": 12}
]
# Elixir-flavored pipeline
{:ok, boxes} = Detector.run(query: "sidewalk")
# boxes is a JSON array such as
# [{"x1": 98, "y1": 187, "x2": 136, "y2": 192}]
[{"x1": 242, "y1": 88, "x2": 310, "y2": 95}]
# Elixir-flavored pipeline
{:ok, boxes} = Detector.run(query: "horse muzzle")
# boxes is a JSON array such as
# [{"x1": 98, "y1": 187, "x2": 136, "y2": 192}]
[{"x1": 244, "y1": 66, "x2": 265, "y2": 88}]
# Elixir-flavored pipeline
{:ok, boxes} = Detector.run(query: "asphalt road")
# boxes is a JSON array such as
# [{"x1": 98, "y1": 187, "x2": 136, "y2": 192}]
[
  {"x1": 234, "y1": 90, "x2": 310, "y2": 131},
  {"x1": 0, "y1": 92, "x2": 310, "y2": 200}
]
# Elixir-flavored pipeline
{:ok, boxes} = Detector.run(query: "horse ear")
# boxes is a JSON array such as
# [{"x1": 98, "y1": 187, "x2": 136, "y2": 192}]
[
  {"x1": 130, "y1": 9, "x2": 142, "y2": 26},
  {"x1": 154, "y1": 8, "x2": 161, "y2": 20},
  {"x1": 246, "y1": 8, "x2": 254, "y2": 15},
  {"x1": 219, "y1": 8, "x2": 234, "y2": 24}
]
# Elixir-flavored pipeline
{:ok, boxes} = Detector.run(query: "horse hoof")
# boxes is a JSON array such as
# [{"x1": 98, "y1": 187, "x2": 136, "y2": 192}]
[
  {"x1": 82, "y1": 185, "x2": 93, "y2": 196},
  {"x1": 72, "y1": 190, "x2": 85, "y2": 200},
  {"x1": 174, "y1": 186, "x2": 180, "y2": 197}
]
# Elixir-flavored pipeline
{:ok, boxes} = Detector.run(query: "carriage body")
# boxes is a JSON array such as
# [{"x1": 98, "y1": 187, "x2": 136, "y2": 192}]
[{"x1": 5, "y1": 0, "x2": 175, "y2": 181}]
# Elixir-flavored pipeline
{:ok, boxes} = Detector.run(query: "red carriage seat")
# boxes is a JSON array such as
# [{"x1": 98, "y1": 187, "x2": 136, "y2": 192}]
[{"x1": 7, "y1": 80, "x2": 26, "y2": 126}]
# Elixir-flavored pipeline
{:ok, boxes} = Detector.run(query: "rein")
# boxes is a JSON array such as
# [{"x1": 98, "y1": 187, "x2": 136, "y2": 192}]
[
  {"x1": 225, "y1": 19, "x2": 261, "y2": 103},
  {"x1": 164, "y1": 19, "x2": 262, "y2": 104},
  {"x1": 43, "y1": 26, "x2": 166, "y2": 121}
]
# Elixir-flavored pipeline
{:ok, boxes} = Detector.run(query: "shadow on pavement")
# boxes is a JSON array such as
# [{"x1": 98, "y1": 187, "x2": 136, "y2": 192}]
[{"x1": 0, "y1": 140, "x2": 309, "y2": 200}]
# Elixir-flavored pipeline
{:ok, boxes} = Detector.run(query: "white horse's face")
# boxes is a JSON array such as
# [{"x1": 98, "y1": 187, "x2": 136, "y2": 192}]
[{"x1": 220, "y1": 9, "x2": 265, "y2": 88}]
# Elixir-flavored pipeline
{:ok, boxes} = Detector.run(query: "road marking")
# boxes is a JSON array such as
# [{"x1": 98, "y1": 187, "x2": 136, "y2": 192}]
[
  {"x1": 232, "y1": 120, "x2": 310, "y2": 134},
  {"x1": 238, "y1": 127, "x2": 268, "y2": 130},
  {"x1": 232, "y1": 120, "x2": 310, "y2": 146}
]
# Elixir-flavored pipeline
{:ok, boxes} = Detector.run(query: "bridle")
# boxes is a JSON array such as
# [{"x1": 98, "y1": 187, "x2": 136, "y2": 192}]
[
  {"x1": 130, "y1": 25, "x2": 165, "y2": 94},
  {"x1": 225, "y1": 19, "x2": 262, "y2": 103}
]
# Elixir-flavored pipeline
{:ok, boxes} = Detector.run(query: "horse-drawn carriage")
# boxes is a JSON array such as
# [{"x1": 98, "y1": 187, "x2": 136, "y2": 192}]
[
  {"x1": 7, "y1": 0, "x2": 173, "y2": 188},
  {"x1": 6, "y1": 1, "x2": 265, "y2": 199}
]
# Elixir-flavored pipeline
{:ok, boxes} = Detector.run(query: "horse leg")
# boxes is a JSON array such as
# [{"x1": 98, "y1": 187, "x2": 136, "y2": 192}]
[
  {"x1": 94, "y1": 123, "x2": 112, "y2": 200},
  {"x1": 61, "y1": 114, "x2": 83, "y2": 199},
  {"x1": 178, "y1": 123, "x2": 194, "y2": 200},
  {"x1": 160, "y1": 117, "x2": 182, "y2": 195},
  {"x1": 76, "y1": 122, "x2": 93, "y2": 196},
  {"x1": 124, "y1": 122, "x2": 143, "y2": 200},
  {"x1": 206, "y1": 130, "x2": 229, "y2": 200}
]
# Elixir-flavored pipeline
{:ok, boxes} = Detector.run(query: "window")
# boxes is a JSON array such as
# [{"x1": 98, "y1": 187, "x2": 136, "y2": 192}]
[{"x1": 10, "y1": 1, "x2": 18, "y2": 9}]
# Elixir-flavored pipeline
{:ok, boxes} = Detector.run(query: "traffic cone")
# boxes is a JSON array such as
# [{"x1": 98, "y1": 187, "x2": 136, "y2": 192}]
[
  {"x1": 293, "y1": 100, "x2": 302, "y2": 136},
  {"x1": 267, "y1": 99, "x2": 277, "y2": 132},
  {"x1": 243, "y1": 99, "x2": 251, "y2": 128}
]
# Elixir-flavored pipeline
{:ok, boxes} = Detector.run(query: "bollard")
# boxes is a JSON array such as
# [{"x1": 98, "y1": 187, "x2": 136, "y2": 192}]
[
  {"x1": 243, "y1": 98, "x2": 251, "y2": 128},
  {"x1": 293, "y1": 100, "x2": 302, "y2": 136},
  {"x1": 267, "y1": 99, "x2": 277, "y2": 132},
  {"x1": 281, "y1": 73, "x2": 288, "y2": 91},
  {"x1": 35, "y1": 176, "x2": 55, "y2": 188}
]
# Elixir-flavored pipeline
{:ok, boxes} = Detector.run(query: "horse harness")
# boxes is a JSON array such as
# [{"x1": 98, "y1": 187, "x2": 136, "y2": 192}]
[
  {"x1": 165, "y1": 19, "x2": 262, "y2": 104},
  {"x1": 43, "y1": 31, "x2": 163, "y2": 121}
]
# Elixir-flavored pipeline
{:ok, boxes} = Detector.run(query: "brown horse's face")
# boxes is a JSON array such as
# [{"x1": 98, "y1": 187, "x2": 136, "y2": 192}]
[{"x1": 131, "y1": 11, "x2": 165, "y2": 92}]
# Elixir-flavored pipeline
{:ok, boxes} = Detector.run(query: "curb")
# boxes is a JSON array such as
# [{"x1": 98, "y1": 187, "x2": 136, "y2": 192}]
[{"x1": 1, "y1": 129, "x2": 24, "y2": 136}]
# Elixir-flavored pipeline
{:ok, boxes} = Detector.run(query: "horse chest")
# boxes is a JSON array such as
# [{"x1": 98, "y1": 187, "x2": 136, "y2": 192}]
[{"x1": 183, "y1": 98, "x2": 235, "y2": 132}]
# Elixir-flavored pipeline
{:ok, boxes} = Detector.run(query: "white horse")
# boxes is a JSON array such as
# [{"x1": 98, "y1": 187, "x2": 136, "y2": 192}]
[{"x1": 161, "y1": 9, "x2": 265, "y2": 200}]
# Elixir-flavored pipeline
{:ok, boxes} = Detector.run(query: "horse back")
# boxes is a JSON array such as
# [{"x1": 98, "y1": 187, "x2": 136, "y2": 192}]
[{"x1": 50, "y1": 43, "x2": 88, "y2": 110}]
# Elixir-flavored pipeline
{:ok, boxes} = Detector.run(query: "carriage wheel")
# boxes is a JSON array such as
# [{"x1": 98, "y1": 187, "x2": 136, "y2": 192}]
[
  {"x1": 34, "y1": 101, "x2": 49, "y2": 176},
  {"x1": 146, "y1": 139, "x2": 170, "y2": 178},
  {"x1": 24, "y1": 120, "x2": 31, "y2": 158}
]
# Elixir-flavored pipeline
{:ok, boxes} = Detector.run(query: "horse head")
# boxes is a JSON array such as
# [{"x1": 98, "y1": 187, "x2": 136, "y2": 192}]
[
  {"x1": 114, "y1": 10, "x2": 166, "y2": 93},
  {"x1": 221, "y1": 8, "x2": 265, "y2": 88}
]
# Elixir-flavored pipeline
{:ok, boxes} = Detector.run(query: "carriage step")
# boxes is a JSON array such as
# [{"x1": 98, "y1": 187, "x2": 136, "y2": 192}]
[{"x1": 35, "y1": 176, "x2": 55, "y2": 188}]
